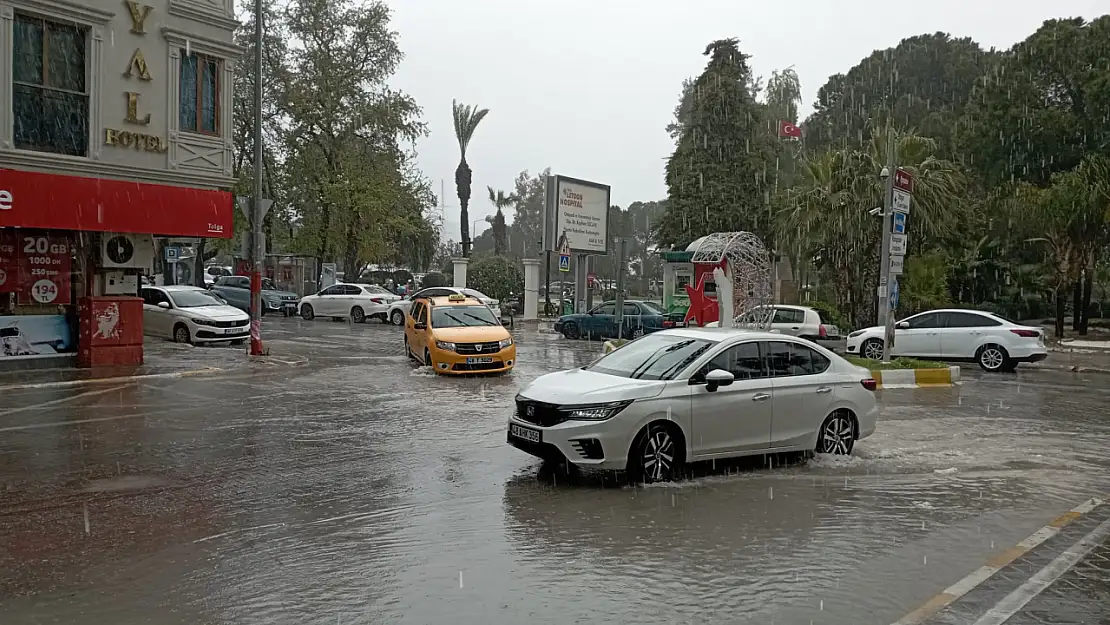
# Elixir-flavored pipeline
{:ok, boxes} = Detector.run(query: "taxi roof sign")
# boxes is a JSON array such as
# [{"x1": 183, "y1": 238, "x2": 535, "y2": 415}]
[{"x1": 447, "y1": 293, "x2": 467, "y2": 302}]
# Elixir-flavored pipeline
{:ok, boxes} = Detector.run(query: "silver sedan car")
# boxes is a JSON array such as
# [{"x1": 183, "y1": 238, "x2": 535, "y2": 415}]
[{"x1": 508, "y1": 327, "x2": 878, "y2": 483}]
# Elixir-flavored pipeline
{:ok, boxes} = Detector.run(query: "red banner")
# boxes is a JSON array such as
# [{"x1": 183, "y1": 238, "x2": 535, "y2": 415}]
[
  {"x1": 16, "y1": 232, "x2": 72, "y2": 306},
  {"x1": 0, "y1": 230, "x2": 15, "y2": 294},
  {"x1": 0, "y1": 169, "x2": 233, "y2": 239}
]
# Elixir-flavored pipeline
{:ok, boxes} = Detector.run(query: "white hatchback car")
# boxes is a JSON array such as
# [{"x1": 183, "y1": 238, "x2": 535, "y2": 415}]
[
  {"x1": 705, "y1": 305, "x2": 840, "y2": 340},
  {"x1": 845, "y1": 308, "x2": 1047, "y2": 372},
  {"x1": 141, "y1": 285, "x2": 250, "y2": 345},
  {"x1": 387, "y1": 287, "x2": 501, "y2": 326},
  {"x1": 298, "y1": 283, "x2": 398, "y2": 323},
  {"x1": 507, "y1": 327, "x2": 878, "y2": 483}
]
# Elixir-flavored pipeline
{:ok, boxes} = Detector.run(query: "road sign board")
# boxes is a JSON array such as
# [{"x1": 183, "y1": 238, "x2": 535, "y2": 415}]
[
  {"x1": 892, "y1": 212, "x2": 906, "y2": 234},
  {"x1": 892, "y1": 188, "x2": 912, "y2": 214},
  {"x1": 894, "y1": 168, "x2": 914, "y2": 193},
  {"x1": 558, "y1": 254, "x2": 570, "y2": 272},
  {"x1": 890, "y1": 279, "x2": 899, "y2": 310},
  {"x1": 890, "y1": 233, "x2": 907, "y2": 255},
  {"x1": 165, "y1": 246, "x2": 180, "y2": 261},
  {"x1": 890, "y1": 254, "x2": 905, "y2": 275}
]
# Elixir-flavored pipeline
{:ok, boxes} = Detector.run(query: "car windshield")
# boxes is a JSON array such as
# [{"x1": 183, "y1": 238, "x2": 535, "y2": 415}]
[
  {"x1": 461, "y1": 289, "x2": 490, "y2": 300},
  {"x1": 585, "y1": 334, "x2": 714, "y2": 381},
  {"x1": 261, "y1": 278, "x2": 279, "y2": 291},
  {"x1": 169, "y1": 290, "x2": 224, "y2": 308},
  {"x1": 640, "y1": 301, "x2": 665, "y2": 314},
  {"x1": 431, "y1": 305, "x2": 499, "y2": 328}
]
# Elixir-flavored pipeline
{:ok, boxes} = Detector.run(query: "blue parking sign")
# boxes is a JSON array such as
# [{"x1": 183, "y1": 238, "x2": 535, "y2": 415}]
[
  {"x1": 892, "y1": 212, "x2": 906, "y2": 234},
  {"x1": 558, "y1": 254, "x2": 570, "y2": 272}
]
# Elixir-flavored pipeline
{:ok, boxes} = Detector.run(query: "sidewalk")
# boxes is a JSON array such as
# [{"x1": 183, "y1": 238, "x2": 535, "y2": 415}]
[
  {"x1": 903, "y1": 497, "x2": 1110, "y2": 625},
  {"x1": 0, "y1": 339, "x2": 306, "y2": 390},
  {"x1": 1033, "y1": 339, "x2": 1110, "y2": 374}
]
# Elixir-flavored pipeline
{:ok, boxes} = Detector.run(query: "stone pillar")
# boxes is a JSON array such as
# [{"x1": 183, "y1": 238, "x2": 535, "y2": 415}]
[
  {"x1": 522, "y1": 258, "x2": 541, "y2": 321},
  {"x1": 452, "y1": 257, "x2": 469, "y2": 288}
]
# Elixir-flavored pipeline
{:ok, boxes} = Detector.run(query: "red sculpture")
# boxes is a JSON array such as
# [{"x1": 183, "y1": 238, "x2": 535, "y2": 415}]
[{"x1": 683, "y1": 272, "x2": 719, "y2": 326}]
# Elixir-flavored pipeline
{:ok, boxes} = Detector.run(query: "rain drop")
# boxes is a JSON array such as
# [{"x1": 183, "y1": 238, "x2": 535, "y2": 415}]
[{"x1": 459, "y1": 571, "x2": 464, "y2": 588}]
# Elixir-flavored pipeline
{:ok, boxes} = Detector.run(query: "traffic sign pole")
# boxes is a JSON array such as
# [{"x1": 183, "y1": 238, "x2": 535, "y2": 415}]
[{"x1": 878, "y1": 133, "x2": 896, "y2": 363}]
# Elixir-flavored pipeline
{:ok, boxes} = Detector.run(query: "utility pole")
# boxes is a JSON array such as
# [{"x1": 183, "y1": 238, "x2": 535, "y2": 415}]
[
  {"x1": 248, "y1": 0, "x2": 265, "y2": 356},
  {"x1": 878, "y1": 131, "x2": 895, "y2": 362},
  {"x1": 614, "y1": 238, "x2": 627, "y2": 335}
]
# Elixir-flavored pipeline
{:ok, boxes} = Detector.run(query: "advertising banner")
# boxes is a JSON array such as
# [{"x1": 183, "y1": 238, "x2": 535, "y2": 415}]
[
  {"x1": 544, "y1": 175, "x2": 611, "y2": 255},
  {"x1": 16, "y1": 232, "x2": 72, "y2": 305},
  {"x1": 0, "y1": 314, "x2": 72, "y2": 358},
  {"x1": 0, "y1": 230, "x2": 15, "y2": 294}
]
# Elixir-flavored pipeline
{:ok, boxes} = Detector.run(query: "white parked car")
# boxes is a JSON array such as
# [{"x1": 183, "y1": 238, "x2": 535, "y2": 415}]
[
  {"x1": 387, "y1": 287, "x2": 501, "y2": 326},
  {"x1": 141, "y1": 285, "x2": 249, "y2": 345},
  {"x1": 845, "y1": 308, "x2": 1047, "y2": 372},
  {"x1": 507, "y1": 327, "x2": 878, "y2": 483},
  {"x1": 298, "y1": 283, "x2": 398, "y2": 323},
  {"x1": 705, "y1": 305, "x2": 839, "y2": 340}
]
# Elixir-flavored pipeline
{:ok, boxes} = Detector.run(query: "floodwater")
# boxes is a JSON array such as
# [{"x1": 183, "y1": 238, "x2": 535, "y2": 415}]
[{"x1": 1, "y1": 321, "x2": 1108, "y2": 625}]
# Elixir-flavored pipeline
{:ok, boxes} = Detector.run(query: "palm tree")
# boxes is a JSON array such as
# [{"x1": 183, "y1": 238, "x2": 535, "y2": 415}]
[
  {"x1": 487, "y1": 186, "x2": 513, "y2": 255},
  {"x1": 452, "y1": 100, "x2": 490, "y2": 258}
]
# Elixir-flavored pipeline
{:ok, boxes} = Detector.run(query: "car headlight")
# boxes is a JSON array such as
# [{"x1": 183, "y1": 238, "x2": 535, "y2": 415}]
[
  {"x1": 848, "y1": 330, "x2": 864, "y2": 339},
  {"x1": 559, "y1": 400, "x2": 633, "y2": 421},
  {"x1": 190, "y1": 318, "x2": 211, "y2": 326},
  {"x1": 435, "y1": 340, "x2": 456, "y2": 351},
  {"x1": 499, "y1": 337, "x2": 513, "y2": 349}
]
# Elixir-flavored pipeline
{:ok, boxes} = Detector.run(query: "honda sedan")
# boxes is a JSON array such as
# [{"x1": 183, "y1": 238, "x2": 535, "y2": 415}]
[{"x1": 507, "y1": 327, "x2": 878, "y2": 483}]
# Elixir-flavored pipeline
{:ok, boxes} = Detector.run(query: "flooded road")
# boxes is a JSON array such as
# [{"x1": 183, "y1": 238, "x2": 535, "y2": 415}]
[{"x1": 1, "y1": 319, "x2": 1108, "y2": 624}]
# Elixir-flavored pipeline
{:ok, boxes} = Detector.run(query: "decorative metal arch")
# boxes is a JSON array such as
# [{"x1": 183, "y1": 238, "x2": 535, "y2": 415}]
[{"x1": 688, "y1": 231, "x2": 774, "y2": 329}]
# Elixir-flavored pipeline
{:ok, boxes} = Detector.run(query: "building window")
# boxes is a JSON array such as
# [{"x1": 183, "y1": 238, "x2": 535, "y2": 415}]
[
  {"x1": 179, "y1": 51, "x2": 219, "y2": 134},
  {"x1": 12, "y1": 14, "x2": 89, "y2": 157}
]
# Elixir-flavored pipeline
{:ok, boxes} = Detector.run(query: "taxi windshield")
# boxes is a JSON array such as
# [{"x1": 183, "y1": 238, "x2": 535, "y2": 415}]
[{"x1": 431, "y1": 305, "x2": 498, "y2": 328}]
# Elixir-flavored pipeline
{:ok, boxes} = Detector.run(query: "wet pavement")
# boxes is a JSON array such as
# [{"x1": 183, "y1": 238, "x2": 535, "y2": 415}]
[{"x1": 1, "y1": 317, "x2": 1108, "y2": 625}]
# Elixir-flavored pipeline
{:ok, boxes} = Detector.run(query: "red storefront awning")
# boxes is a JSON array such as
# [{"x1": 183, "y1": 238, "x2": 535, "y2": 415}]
[{"x1": 0, "y1": 169, "x2": 233, "y2": 239}]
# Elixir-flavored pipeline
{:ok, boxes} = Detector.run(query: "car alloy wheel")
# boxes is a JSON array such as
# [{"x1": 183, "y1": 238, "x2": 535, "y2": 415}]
[
  {"x1": 391, "y1": 310, "x2": 405, "y2": 326},
  {"x1": 640, "y1": 427, "x2": 677, "y2": 482},
  {"x1": 632, "y1": 327, "x2": 645, "y2": 339},
  {"x1": 351, "y1": 306, "x2": 365, "y2": 323},
  {"x1": 562, "y1": 322, "x2": 580, "y2": 340},
  {"x1": 978, "y1": 345, "x2": 1007, "y2": 372},
  {"x1": 174, "y1": 324, "x2": 192, "y2": 344},
  {"x1": 404, "y1": 337, "x2": 416, "y2": 361},
  {"x1": 301, "y1": 304, "x2": 314, "y2": 321},
  {"x1": 424, "y1": 349, "x2": 433, "y2": 368},
  {"x1": 862, "y1": 338, "x2": 884, "y2": 360},
  {"x1": 817, "y1": 412, "x2": 854, "y2": 455}
]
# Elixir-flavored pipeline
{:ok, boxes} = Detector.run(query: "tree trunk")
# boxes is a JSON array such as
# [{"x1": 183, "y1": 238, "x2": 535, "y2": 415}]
[
  {"x1": 1054, "y1": 287, "x2": 1066, "y2": 338},
  {"x1": 1079, "y1": 268, "x2": 1093, "y2": 335},
  {"x1": 1071, "y1": 278, "x2": 1081, "y2": 331}
]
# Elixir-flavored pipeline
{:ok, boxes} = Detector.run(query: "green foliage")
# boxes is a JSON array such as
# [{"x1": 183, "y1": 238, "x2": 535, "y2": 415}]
[
  {"x1": 468, "y1": 255, "x2": 523, "y2": 301},
  {"x1": 805, "y1": 300, "x2": 847, "y2": 331},
  {"x1": 420, "y1": 272, "x2": 448, "y2": 288},
  {"x1": 845, "y1": 356, "x2": 948, "y2": 370},
  {"x1": 452, "y1": 100, "x2": 490, "y2": 258},
  {"x1": 901, "y1": 249, "x2": 951, "y2": 314}
]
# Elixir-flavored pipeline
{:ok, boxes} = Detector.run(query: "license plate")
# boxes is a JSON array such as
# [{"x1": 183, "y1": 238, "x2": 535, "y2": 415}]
[
  {"x1": 510, "y1": 423, "x2": 541, "y2": 443},
  {"x1": 826, "y1": 327, "x2": 840, "y2": 337},
  {"x1": 223, "y1": 327, "x2": 242, "y2": 335},
  {"x1": 284, "y1": 303, "x2": 296, "y2": 309},
  {"x1": 466, "y1": 356, "x2": 493, "y2": 364}
]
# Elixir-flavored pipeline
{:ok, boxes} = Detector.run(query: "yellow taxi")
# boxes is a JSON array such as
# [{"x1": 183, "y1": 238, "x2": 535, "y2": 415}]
[{"x1": 404, "y1": 293, "x2": 516, "y2": 374}]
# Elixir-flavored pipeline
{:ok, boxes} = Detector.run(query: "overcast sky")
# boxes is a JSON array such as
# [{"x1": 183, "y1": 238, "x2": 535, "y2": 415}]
[{"x1": 386, "y1": 0, "x2": 1105, "y2": 239}]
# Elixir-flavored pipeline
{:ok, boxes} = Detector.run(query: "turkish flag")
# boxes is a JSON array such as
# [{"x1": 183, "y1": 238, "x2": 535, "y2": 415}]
[{"x1": 778, "y1": 120, "x2": 802, "y2": 138}]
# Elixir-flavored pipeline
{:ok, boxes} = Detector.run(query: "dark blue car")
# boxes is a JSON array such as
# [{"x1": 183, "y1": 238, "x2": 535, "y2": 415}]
[{"x1": 553, "y1": 300, "x2": 684, "y2": 340}]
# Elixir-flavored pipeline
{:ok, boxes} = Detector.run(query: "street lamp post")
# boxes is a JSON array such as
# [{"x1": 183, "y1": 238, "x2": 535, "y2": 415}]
[
  {"x1": 877, "y1": 132, "x2": 896, "y2": 363},
  {"x1": 248, "y1": 0, "x2": 265, "y2": 356}
]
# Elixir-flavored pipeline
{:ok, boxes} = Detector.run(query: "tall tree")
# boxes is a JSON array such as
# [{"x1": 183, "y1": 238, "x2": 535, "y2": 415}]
[
  {"x1": 657, "y1": 39, "x2": 777, "y2": 250},
  {"x1": 486, "y1": 186, "x2": 513, "y2": 255},
  {"x1": 452, "y1": 100, "x2": 490, "y2": 258}
]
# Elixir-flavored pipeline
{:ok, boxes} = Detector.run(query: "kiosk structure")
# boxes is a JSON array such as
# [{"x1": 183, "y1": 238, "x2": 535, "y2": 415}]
[{"x1": 661, "y1": 232, "x2": 775, "y2": 328}]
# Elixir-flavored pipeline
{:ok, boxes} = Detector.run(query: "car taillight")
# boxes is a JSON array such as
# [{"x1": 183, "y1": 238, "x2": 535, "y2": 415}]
[
  {"x1": 370, "y1": 298, "x2": 383, "y2": 304},
  {"x1": 662, "y1": 320, "x2": 675, "y2": 328},
  {"x1": 1010, "y1": 329, "x2": 1039, "y2": 338},
  {"x1": 861, "y1": 378, "x2": 877, "y2": 391},
  {"x1": 819, "y1": 324, "x2": 827, "y2": 338}
]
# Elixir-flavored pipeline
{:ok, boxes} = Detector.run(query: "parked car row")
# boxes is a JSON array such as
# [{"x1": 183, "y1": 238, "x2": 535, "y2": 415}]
[{"x1": 554, "y1": 300, "x2": 687, "y2": 340}]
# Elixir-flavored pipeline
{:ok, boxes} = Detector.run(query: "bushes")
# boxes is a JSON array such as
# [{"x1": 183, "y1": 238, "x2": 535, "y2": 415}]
[
  {"x1": 468, "y1": 255, "x2": 523, "y2": 300},
  {"x1": 421, "y1": 272, "x2": 448, "y2": 288}
]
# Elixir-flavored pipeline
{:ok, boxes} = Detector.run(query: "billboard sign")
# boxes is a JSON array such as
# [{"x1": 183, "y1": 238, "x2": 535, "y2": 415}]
[
  {"x1": 0, "y1": 314, "x2": 72, "y2": 358},
  {"x1": 543, "y1": 175, "x2": 611, "y2": 255}
]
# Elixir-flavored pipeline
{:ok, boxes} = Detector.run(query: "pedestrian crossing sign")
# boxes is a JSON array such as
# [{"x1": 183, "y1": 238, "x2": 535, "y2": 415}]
[{"x1": 558, "y1": 254, "x2": 570, "y2": 272}]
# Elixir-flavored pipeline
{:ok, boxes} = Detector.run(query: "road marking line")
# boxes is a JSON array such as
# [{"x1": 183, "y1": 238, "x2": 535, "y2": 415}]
[
  {"x1": 0, "y1": 367, "x2": 223, "y2": 391},
  {"x1": 0, "y1": 384, "x2": 131, "y2": 417},
  {"x1": 972, "y1": 515, "x2": 1110, "y2": 625},
  {"x1": 891, "y1": 496, "x2": 1106, "y2": 625}
]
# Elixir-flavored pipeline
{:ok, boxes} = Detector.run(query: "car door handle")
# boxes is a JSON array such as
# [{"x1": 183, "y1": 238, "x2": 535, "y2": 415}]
[
  {"x1": 791, "y1": 326, "x2": 800, "y2": 330},
  {"x1": 816, "y1": 386, "x2": 832, "y2": 394},
  {"x1": 752, "y1": 393, "x2": 770, "y2": 402}
]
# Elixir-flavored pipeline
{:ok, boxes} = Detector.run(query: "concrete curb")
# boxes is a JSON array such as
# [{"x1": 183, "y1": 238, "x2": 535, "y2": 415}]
[
  {"x1": 873, "y1": 366, "x2": 960, "y2": 389},
  {"x1": 891, "y1": 495, "x2": 1106, "y2": 625},
  {"x1": 0, "y1": 366, "x2": 224, "y2": 391}
]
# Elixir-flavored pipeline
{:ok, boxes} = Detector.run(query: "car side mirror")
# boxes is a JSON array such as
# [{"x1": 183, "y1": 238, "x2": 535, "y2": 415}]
[
  {"x1": 896, "y1": 321, "x2": 909, "y2": 329},
  {"x1": 705, "y1": 368, "x2": 735, "y2": 392},
  {"x1": 413, "y1": 322, "x2": 426, "y2": 330},
  {"x1": 157, "y1": 301, "x2": 170, "y2": 309}
]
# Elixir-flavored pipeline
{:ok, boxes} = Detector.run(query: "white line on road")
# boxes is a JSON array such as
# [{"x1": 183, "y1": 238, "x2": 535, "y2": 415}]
[
  {"x1": 0, "y1": 384, "x2": 131, "y2": 418},
  {"x1": 972, "y1": 515, "x2": 1110, "y2": 625}
]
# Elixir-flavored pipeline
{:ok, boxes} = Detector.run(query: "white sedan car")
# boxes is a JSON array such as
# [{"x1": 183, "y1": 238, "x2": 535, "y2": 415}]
[
  {"x1": 705, "y1": 305, "x2": 839, "y2": 340},
  {"x1": 387, "y1": 286, "x2": 501, "y2": 326},
  {"x1": 845, "y1": 308, "x2": 1047, "y2": 372},
  {"x1": 298, "y1": 283, "x2": 398, "y2": 323},
  {"x1": 141, "y1": 285, "x2": 250, "y2": 345},
  {"x1": 507, "y1": 327, "x2": 878, "y2": 483}
]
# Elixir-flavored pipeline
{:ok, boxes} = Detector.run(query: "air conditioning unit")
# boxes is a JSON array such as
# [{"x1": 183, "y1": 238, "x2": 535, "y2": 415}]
[{"x1": 101, "y1": 233, "x2": 155, "y2": 269}]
